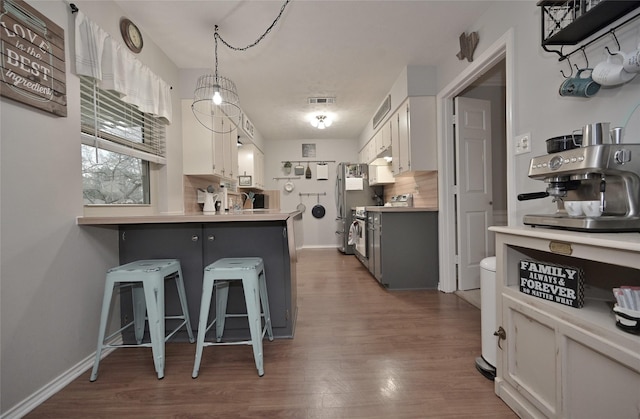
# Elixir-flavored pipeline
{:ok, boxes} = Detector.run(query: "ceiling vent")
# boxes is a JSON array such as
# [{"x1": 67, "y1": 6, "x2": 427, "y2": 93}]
[
  {"x1": 308, "y1": 97, "x2": 336, "y2": 105},
  {"x1": 373, "y1": 95, "x2": 391, "y2": 129}
]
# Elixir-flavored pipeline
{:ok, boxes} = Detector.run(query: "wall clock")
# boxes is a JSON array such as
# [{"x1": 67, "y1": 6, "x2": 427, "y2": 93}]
[{"x1": 120, "y1": 18, "x2": 143, "y2": 53}]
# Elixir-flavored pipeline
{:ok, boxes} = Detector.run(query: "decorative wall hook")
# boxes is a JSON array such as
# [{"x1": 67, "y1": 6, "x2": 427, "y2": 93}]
[{"x1": 456, "y1": 31, "x2": 479, "y2": 62}]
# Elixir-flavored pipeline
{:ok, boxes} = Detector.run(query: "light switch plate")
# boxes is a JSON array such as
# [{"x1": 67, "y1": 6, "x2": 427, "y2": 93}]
[{"x1": 515, "y1": 132, "x2": 531, "y2": 155}]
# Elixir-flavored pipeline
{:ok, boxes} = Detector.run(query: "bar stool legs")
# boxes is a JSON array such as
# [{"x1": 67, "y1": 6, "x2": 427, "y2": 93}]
[
  {"x1": 90, "y1": 259, "x2": 194, "y2": 382},
  {"x1": 192, "y1": 257, "x2": 273, "y2": 378}
]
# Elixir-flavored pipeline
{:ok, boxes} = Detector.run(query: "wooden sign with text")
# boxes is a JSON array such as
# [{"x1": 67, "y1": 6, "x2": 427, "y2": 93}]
[
  {"x1": 1, "y1": 0, "x2": 67, "y2": 116},
  {"x1": 519, "y1": 260, "x2": 584, "y2": 308}
]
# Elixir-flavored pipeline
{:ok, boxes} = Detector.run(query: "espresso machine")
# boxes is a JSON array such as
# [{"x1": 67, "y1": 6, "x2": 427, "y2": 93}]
[{"x1": 519, "y1": 123, "x2": 640, "y2": 232}]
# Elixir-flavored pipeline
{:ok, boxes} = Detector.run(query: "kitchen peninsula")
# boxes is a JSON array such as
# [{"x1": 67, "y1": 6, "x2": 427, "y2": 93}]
[{"x1": 78, "y1": 210, "x2": 302, "y2": 339}]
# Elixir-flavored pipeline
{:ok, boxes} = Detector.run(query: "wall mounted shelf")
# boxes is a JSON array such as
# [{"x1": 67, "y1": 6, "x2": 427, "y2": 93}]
[{"x1": 539, "y1": 0, "x2": 640, "y2": 60}]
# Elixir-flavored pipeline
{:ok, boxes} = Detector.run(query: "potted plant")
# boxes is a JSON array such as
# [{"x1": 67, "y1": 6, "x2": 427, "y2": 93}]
[{"x1": 283, "y1": 161, "x2": 292, "y2": 174}]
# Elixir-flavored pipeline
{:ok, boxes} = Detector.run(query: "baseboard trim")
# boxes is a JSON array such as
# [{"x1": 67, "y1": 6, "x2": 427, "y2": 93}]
[{"x1": 1, "y1": 337, "x2": 121, "y2": 419}]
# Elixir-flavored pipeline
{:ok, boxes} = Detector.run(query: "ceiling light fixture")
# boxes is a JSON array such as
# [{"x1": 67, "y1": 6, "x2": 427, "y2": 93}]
[
  {"x1": 192, "y1": 0, "x2": 291, "y2": 134},
  {"x1": 310, "y1": 115, "x2": 332, "y2": 130}
]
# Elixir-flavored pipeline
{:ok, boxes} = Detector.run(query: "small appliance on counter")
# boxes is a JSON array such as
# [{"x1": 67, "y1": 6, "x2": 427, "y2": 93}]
[
  {"x1": 519, "y1": 123, "x2": 640, "y2": 232},
  {"x1": 253, "y1": 193, "x2": 269, "y2": 209},
  {"x1": 386, "y1": 194, "x2": 413, "y2": 207}
]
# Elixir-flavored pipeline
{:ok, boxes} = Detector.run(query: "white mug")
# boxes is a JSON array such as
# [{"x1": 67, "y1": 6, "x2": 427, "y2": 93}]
[
  {"x1": 613, "y1": 47, "x2": 640, "y2": 73},
  {"x1": 565, "y1": 201, "x2": 583, "y2": 217},
  {"x1": 581, "y1": 200, "x2": 602, "y2": 218},
  {"x1": 592, "y1": 54, "x2": 637, "y2": 86}
]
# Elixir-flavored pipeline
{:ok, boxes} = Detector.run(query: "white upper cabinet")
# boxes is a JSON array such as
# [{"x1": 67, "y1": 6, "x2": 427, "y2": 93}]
[
  {"x1": 392, "y1": 96, "x2": 437, "y2": 175},
  {"x1": 182, "y1": 99, "x2": 238, "y2": 180},
  {"x1": 237, "y1": 144, "x2": 265, "y2": 190}
]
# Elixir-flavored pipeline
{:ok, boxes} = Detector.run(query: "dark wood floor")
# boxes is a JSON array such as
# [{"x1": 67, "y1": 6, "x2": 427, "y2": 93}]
[{"x1": 25, "y1": 249, "x2": 516, "y2": 418}]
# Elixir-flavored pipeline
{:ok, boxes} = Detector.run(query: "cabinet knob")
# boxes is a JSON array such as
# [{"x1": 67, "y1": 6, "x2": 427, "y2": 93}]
[
  {"x1": 208, "y1": 235, "x2": 215, "y2": 241},
  {"x1": 191, "y1": 235, "x2": 199, "y2": 242},
  {"x1": 494, "y1": 326, "x2": 506, "y2": 349}
]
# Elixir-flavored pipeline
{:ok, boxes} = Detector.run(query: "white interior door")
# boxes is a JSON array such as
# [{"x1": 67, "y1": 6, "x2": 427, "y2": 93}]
[{"x1": 455, "y1": 97, "x2": 493, "y2": 290}]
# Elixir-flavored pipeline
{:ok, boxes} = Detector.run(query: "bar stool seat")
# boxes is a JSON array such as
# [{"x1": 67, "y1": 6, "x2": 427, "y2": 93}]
[
  {"x1": 90, "y1": 259, "x2": 194, "y2": 381},
  {"x1": 192, "y1": 257, "x2": 273, "y2": 378}
]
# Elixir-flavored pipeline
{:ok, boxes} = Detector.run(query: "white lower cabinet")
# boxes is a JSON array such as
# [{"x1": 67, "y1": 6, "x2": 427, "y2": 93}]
[{"x1": 492, "y1": 227, "x2": 640, "y2": 419}]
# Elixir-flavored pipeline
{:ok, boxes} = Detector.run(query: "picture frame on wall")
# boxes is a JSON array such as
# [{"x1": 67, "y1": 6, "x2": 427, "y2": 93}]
[
  {"x1": 302, "y1": 143, "x2": 316, "y2": 158},
  {"x1": 238, "y1": 175, "x2": 252, "y2": 187}
]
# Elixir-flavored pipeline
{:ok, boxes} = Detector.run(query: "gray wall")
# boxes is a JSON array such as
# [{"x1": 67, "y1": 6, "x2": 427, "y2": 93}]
[
  {"x1": 265, "y1": 139, "x2": 360, "y2": 248},
  {"x1": 0, "y1": 0, "x2": 183, "y2": 414}
]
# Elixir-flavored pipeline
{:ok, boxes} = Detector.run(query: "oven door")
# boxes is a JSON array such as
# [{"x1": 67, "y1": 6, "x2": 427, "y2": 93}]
[{"x1": 354, "y1": 218, "x2": 367, "y2": 262}]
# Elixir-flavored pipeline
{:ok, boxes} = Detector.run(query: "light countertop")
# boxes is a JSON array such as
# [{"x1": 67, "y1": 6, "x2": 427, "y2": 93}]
[
  {"x1": 77, "y1": 209, "x2": 301, "y2": 225},
  {"x1": 489, "y1": 225, "x2": 640, "y2": 252}
]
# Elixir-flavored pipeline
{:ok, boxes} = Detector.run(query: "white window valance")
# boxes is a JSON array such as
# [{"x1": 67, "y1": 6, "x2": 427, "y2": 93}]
[{"x1": 74, "y1": 10, "x2": 172, "y2": 123}]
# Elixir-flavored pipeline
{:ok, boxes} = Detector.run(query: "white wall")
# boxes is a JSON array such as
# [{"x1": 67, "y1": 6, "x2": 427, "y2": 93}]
[
  {"x1": 435, "y1": 1, "x2": 640, "y2": 223},
  {"x1": 0, "y1": 0, "x2": 182, "y2": 415},
  {"x1": 265, "y1": 139, "x2": 360, "y2": 248}
]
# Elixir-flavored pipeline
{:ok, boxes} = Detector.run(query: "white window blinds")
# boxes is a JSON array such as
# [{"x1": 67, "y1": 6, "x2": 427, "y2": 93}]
[{"x1": 80, "y1": 76, "x2": 166, "y2": 164}]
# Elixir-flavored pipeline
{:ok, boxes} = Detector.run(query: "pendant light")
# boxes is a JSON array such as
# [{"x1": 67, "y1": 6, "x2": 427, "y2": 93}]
[
  {"x1": 192, "y1": 27, "x2": 241, "y2": 134},
  {"x1": 192, "y1": 1, "x2": 291, "y2": 134}
]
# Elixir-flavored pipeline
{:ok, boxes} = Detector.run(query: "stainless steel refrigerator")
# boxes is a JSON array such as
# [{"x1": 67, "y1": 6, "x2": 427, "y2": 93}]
[{"x1": 335, "y1": 163, "x2": 382, "y2": 254}]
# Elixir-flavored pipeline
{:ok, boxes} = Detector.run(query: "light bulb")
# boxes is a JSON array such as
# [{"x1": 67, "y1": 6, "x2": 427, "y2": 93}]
[
  {"x1": 212, "y1": 89, "x2": 222, "y2": 105},
  {"x1": 310, "y1": 118, "x2": 319, "y2": 128},
  {"x1": 318, "y1": 121, "x2": 326, "y2": 129},
  {"x1": 324, "y1": 117, "x2": 332, "y2": 127}
]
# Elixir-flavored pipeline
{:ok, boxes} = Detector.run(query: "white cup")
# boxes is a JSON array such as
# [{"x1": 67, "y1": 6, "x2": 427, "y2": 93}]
[
  {"x1": 592, "y1": 54, "x2": 637, "y2": 86},
  {"x1": 613, "y1": 44, "x2": 640, "y2": 73},
  {"x1": 581, "y1": 200, "x2": 602, "y2": 218},
  {"x1": 565, "y1": 201, "x2": 583, "y2": 217}
]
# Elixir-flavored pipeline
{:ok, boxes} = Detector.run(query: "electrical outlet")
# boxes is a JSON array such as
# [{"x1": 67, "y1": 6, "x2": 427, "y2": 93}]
[{"x1": 515, "y1": 133, "x2": 531, "y2": 155}]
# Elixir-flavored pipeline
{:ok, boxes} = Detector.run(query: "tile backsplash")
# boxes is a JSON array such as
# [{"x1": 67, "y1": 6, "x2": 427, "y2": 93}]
[{"x1": 383, "y1": 171, "x2": 438, "y2": 208}]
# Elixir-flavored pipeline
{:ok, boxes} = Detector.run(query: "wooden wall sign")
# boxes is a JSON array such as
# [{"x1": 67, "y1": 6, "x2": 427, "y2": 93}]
[
  {"x1": 519, "y1": 260, "x2": 584, "y2": 308},
  {"x1": 1, "y1": 0, "x2": 67, "y2": 116}
]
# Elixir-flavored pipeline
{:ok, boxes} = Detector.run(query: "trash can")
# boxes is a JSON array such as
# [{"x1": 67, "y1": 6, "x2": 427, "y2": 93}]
[{"x1": 476, "y1": 256, "x2": 497, "y2": 380}]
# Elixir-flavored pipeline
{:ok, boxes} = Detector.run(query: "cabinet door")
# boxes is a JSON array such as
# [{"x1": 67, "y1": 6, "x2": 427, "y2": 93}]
[
  {"x1": 391, "y1": 112, "x2": 401, "y2": 175},
  {"x1": 213, "y1": 129, "x2": 224, "y2": 177},
  {"x1": 182, "y1": 99, "x2": 215, "y2": 175},
  {"x1": 398, "y1": 103, "x2": 410, "y2": 173},
  {"x1": 203, "y1": 222, "x2": 290, "y2": 333},
  {"x1": 373, "y1": 213, "x2": 382, "y2": 282},
  {"x1": 118, "y1": 224, "x2": 204, "y2": 339},
  {"x1": 381, "y1": 119, "x2": 392, "y2": 152},
  {"x1": 561, "y1": 320, "x2": 640, "y2": 419},
  {"x1": 229, "y1": 126, "x2": 238, "y2": 179},
  {"x1": 221, "y1": 123, "x2": 232, "y2": 178},
  {"x1": 502, "y1": 294, "x2": 558, "y2": 418}
]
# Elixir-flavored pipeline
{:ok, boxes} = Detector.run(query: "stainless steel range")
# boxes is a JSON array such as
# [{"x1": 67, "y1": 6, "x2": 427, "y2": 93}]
[{"x1": 520, "y1": 143, "x2": 640, "y2": 232}]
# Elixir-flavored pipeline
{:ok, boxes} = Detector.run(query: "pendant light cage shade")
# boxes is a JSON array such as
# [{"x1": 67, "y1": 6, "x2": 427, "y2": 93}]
[{"x1": 192, "y1": 74, "x2": 241, "y2": 133}]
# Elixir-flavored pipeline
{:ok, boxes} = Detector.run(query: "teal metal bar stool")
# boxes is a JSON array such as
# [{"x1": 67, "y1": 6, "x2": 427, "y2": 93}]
[
  {"x1": 90, "y1": 259, "x2": 194, "y2": 381},
  {"x1": 192, "y1": 257, "x2": 273, "y2": 378}
]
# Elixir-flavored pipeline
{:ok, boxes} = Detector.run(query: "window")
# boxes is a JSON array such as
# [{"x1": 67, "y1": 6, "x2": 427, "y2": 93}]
[{"x1": 80, "y1": 76, "x2": 166, "y2": 205}]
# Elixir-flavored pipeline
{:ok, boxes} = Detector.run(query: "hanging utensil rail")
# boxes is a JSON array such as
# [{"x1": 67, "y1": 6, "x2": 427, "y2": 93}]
[
  {"x1": 299, "y1": 192, "x2": 327, "y2": 197},
  {"x1": 273, "y1": 176, "x2": 301, "y2": 180}
]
